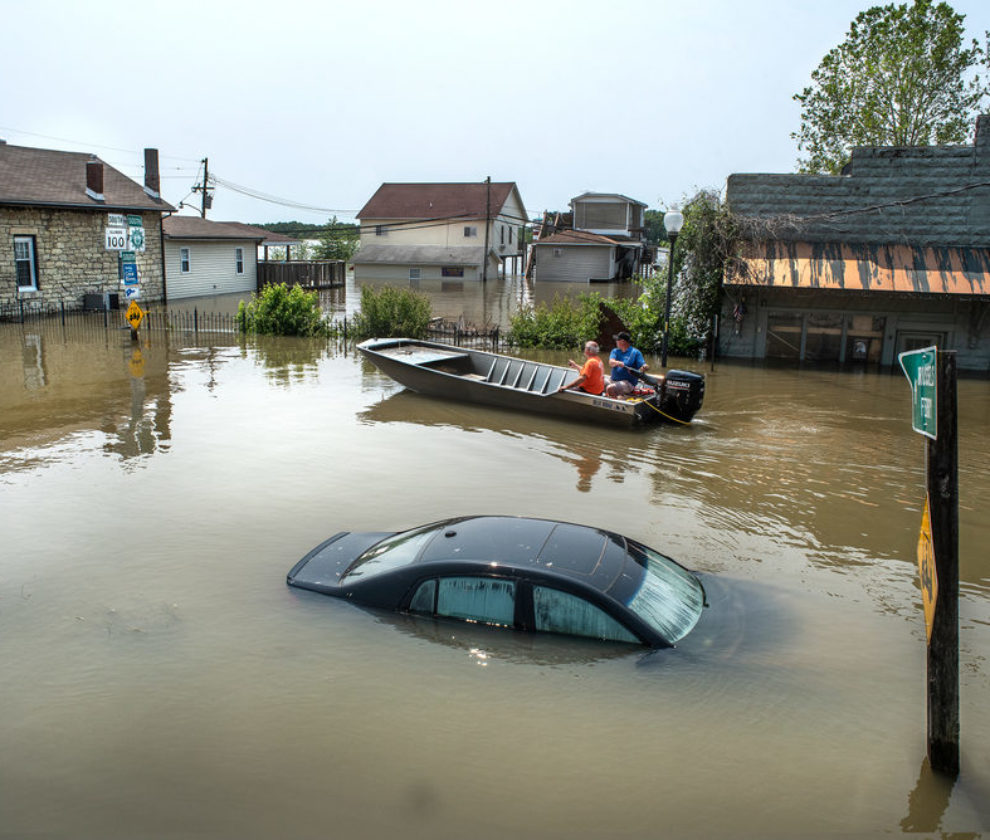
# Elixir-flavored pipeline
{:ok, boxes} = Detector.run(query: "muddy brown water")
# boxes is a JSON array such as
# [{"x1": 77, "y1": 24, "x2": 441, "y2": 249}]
[{"x1": 1, "y1": 315, "x2": 988, "y2": 839}]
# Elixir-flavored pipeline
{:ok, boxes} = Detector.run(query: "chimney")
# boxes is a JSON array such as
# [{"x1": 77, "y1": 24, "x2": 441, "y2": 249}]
[
  {"x1": 86, "y1": 156, "x2": 105, "y2": 202},
  {"x1": 976, "y1": 115, "x2": 990, "y2": 155},
  {"x1": 144, "y1": 147, "x2": 161, "y2": 198}
]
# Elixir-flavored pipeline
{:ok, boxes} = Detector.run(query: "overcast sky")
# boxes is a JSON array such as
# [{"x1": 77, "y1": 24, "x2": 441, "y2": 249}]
[{"x1": 2, "y1": 0, "x2": 987, "y2": 226}]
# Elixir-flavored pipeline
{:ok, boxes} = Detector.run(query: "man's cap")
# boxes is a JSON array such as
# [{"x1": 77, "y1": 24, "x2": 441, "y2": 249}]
[{"x1": 613, "y1": 331, "x2": 631, "y2": 342}]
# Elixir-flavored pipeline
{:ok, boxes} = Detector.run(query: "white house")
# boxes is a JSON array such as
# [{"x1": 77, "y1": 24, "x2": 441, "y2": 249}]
[
  {"x1": 162, "y1": 217, "x2": 265, "y2": 299},
  {"x1": 352, "y1": 182, "x2": 528, "y2": 282},
  {"x1": 532, "y1": 192, "x2": 648, "y2": 282}
]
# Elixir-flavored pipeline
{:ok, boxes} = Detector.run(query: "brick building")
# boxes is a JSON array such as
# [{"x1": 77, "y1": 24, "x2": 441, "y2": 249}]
[
  {"x1": 1, "y1": 143, "x2": 173, "y2": 315},
  {"x1": 722, "y1": 116, "x2": 990, "y2": 371}
]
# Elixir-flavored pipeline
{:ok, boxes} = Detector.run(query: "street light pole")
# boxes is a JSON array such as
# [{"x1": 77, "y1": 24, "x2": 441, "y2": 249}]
[{"x1": 661, "y1": 210, "x2": 684, "y2": 368}]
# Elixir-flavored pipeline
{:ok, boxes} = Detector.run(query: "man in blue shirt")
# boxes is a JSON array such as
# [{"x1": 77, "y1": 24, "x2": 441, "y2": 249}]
[{"x1": 606, "y1": 331, "x2": 647, "y2": 397}]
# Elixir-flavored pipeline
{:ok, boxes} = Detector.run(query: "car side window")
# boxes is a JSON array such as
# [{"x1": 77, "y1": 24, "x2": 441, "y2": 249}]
[
  {"x1": 436, "y1": 577, "x2": 515, "y2": 627},
  {"x1": 409, "y1": 579, "x2": 436, "y2": 614},
  {"x1": 532, "y1": 586, "x2": 639, "y2": 644}
]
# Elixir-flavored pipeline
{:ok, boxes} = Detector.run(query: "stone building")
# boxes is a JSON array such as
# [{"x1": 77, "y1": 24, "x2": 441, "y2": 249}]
[
  {"x1": 722, "y1": 116, "x2": 990, "y2": 371},
  {"x1": 0, "y1": 142, "x2": 173, "y2": 315}
]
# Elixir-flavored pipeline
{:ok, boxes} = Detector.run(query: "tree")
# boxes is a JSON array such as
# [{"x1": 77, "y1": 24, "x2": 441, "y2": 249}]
[
  {"x1": 312, "y1": 215, "x2": 359, "y2": 261},
  {"x1": 793, "y1": 0, "x2": 988, "y2": 174}
]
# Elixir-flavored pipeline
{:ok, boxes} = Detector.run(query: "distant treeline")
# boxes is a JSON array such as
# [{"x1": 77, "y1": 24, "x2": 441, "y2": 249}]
[{"x1": 257, "y1": 220, "x2": 359, "y2": 237}]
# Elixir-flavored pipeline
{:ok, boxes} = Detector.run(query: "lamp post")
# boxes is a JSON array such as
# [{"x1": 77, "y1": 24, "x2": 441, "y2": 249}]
[{"x1": 661, "y1": 210, "x2": 684, "y2": 367}]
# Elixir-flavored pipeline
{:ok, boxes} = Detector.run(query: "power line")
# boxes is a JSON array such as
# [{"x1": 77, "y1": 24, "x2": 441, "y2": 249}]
[
  {"x1": 0, "y1": 125, "x2": 202, "y2": 162},
  {"x1": 210, "y1": 175, "x2": 355, "y2": 216}
]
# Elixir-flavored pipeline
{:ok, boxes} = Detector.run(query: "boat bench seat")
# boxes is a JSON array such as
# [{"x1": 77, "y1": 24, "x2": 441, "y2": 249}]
[{"x1": 485, "y1": 359, "x2": 568, "y2": 394}]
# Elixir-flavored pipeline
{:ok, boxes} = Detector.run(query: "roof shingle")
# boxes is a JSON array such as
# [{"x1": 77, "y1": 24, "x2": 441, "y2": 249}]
[
  {"x1": 0, "y1": 143, "x2": 173, "y2": 212},
  {"x1": 357, "y1": 182, "x2": 520, "y2": 220}
]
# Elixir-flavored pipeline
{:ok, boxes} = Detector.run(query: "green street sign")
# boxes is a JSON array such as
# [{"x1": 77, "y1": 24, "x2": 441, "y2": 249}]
[{"x1": 899, "y1": 346, "x2": 938, "y2": 439}]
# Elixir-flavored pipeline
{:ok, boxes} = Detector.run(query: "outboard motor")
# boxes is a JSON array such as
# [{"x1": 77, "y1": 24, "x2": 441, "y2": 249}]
[{"x1": 658, "y1": 370, "x2": 705, "y2": 423}]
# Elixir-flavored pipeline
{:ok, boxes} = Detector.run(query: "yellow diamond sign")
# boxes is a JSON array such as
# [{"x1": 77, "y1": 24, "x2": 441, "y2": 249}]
[
  {"x1": 125, "y1": 301, "x2": 145, "y2": 330},
  {"x1": 917, "y1": 495, "x2": 938, "y2": 643}
]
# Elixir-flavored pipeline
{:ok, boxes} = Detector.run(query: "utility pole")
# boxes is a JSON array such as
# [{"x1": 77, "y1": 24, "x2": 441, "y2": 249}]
[
  {"x1": 482, "y1": 176, "x2": 491, "y2": 283},
  {"x1": 191, "y1": 157, "x2": 211, "y2": 218},
  {"x1": 200, "y1": 158, "x2": 209, "y2": 218}
]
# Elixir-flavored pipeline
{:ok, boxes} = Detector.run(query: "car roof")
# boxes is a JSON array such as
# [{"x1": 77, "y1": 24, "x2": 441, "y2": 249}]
[{"x1": 414, "y1": 516, "x2": 630, "y2": 593}]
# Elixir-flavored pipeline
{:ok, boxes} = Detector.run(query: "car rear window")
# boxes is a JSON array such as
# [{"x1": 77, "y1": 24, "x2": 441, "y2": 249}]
[{"x1": 340, "y1": 523, "x2": 441, "y2": 581}]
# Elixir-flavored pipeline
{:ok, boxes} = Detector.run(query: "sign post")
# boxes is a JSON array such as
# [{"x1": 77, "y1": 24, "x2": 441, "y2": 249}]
[
  {"x1": 899, "y1": 347, "x2": 959, "y2": 777},
  {"x1": 125, "y1": 300, "x2": 145, "y2": 342}
]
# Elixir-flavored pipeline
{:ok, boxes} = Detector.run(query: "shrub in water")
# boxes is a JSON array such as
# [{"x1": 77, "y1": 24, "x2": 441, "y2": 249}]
[
  {"x1": 507, "y1": 293, "x2": 603, "y2": 350},
  {"x1": 351, "y1": 285, "x2": 432, "y2": 339},
  {"x1": 237, "y1": 283, "x2": 329, "y2": 337}
]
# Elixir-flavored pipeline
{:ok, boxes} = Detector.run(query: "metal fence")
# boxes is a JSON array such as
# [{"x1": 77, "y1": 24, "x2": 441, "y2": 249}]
[{"x1": 1, "y1": 298, "x2": 503, "y2": 349}]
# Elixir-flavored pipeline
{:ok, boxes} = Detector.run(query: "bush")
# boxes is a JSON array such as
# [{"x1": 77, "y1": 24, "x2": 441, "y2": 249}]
[
  {"x1": 507, "y1": 293, "x2": 603, "y2": 349},
  {"x1": 351, "y1": 285, "x2": 432, "y2": 339},
  {"x1": 236, "y1": 283, "x2": 329, "y2": 337}
]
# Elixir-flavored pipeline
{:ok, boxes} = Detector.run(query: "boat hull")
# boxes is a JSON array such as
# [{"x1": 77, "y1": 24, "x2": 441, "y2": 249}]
[{"x1": 358, "y1": 338, "x2": 703, "y2": 427}]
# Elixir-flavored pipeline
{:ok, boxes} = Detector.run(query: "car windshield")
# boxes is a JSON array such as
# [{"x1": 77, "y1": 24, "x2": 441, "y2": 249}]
[
  {"x1": 622, "y1": 542, "x2": 705, "y2": 642},
  {"x1": 340, "y1": 522, "x2": 445, "y2": 581}
]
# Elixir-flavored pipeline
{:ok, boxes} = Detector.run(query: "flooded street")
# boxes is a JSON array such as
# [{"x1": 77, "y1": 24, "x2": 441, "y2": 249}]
[{"x1": 1, "y1": 309, "x2": 989, "y2": 839}]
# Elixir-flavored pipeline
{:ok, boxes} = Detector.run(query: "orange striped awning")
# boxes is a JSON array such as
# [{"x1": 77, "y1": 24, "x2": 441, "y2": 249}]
[{"x1": 728, "y1": 241, "x2": 990, "y2": 295}]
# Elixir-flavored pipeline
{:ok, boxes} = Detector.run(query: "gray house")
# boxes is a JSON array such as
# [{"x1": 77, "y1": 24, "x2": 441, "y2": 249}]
[
  {"x1": 722, "y1": 116, "x2": 990, "y2": 371},
  {"x1": 532, "y1": 192, "x2": 648, "y2": 282},
  {"x1": 163, "y1": 217, "x2": 265, "y2": 300}
]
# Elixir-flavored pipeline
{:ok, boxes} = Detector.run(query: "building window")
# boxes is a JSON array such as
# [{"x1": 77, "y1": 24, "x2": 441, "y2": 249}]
[
  {"x1": 464, "y1": 226, "x2": 477, "y2": 238},
  {"x1": 509, "y1": 227, "x2": 513, "y2": 244},
  {"x1": 409, "y1": 268, "x2": 421, "y2": 280},
  {"x1": 14, "y1": 236, "x2": 39, "y2": 291},
  {"x1": 235, "y1": 247, "x2": 244, "y2": 274},
  {"x1": 500, "y1": 226, "x2": 505, "y2": 244},
  {"x1": 180, "y1": 247, "x2": 191, "y2": 273},
  {"x1": 553, "y1": 248, "x2": 563, "y2": 257},
  {"x1": 375, "y1": 225, "x2": 388, "y2": 236},
  {"x1": 441, "y1": 266, "x2": 464, "y2": 277}
]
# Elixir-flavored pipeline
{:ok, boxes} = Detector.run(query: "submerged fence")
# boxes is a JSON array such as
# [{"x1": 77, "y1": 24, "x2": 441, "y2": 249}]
[{"x1": 1, "y1": 299, "x2": 503, "y2": 349}]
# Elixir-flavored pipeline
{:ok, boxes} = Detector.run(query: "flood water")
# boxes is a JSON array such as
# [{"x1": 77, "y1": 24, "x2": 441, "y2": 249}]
[{"x1": 1, "y1": 305, "x2": 989, "y2": 838}]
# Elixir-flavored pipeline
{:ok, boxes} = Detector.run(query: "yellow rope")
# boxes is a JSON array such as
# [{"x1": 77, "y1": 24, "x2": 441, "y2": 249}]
[{"x1": 637, "y1": 398, "x2": 693, "y2": 425}]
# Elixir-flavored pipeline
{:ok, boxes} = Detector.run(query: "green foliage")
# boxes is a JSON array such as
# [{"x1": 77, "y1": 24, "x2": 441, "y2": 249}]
[
  {"x1": 265, "y1": 242, "x2": 310, "y2": 261},
  {"x1": 351, "y1": 285, "x2": 432, "y2": 340},
  {"x1": 507, "y1": 293, "x2": 603, "y2": 350},
  {"x1": 311, "y1": 215, "x2": 359, "y2": 261},
  {"x1": 793, "y1": 0, "x2": 988, "y2": 173},
  {"x1": 509, "y1": 192, "x2": 738, "y2": 359},
  {"x1": 643, "y1": 209, "x2": 668, "y2": 247},
  {"x1": 674, "y1": 190, "x2": 738, "y2": 344},
  {"x1": 257, "y1": 221, "x2": 325, "y2": 236},
  {"x1": 236, "y1": 283, "x2": 330, "y2": 337}
]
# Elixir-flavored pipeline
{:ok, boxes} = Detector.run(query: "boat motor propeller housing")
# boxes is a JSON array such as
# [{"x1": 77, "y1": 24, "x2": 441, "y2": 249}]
[{"x1": 659, "y1": 370, "x2": 705, "y2": 422}]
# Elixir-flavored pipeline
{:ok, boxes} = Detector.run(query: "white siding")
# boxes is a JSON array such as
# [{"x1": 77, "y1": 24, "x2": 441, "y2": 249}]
[
  {"x1": 534, "y1": 246, "x2": 613, "y2": 282},
  {"x1": 165, "y1": 239, "x2": 258, "y2": 299},
  {"x1": 354, "y1": 263, "x2": 481, "y2": 282}
]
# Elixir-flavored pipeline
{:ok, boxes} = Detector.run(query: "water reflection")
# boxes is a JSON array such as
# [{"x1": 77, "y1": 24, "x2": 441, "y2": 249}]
[
  {"x1": 901, "y1": 759, "x2": 961, "y2": 836},
  {"x1": 0, "y1": 324, "x2": 175, "y2": 471},
  {"x1": 375, "y1": 609, "x2": 639, "y2": 667},
  {"x1": 2, "y1": 320, "x2": 989, "y2": 838},
  {"x1": 239, "y1": 335, "x2": 331, "y2": 386},
  {"x1": 359, "y1": 388, "x2": 652, "y2": 493}
]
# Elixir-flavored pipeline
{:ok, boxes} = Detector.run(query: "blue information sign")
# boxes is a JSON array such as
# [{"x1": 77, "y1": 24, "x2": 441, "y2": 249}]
[{"x1": 122, "y1": 262, "x2": 139, "y2": 285}]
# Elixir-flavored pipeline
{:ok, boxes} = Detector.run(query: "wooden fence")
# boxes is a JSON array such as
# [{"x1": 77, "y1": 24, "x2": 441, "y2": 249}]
[{"x1": 258, "y1": 260, "x2": 345, "y2": 290}]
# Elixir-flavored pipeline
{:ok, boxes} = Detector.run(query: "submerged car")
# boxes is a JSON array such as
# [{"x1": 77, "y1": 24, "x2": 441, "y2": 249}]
[{"x1": 286, "y1": 516, "x2": 707, "y2": 648}]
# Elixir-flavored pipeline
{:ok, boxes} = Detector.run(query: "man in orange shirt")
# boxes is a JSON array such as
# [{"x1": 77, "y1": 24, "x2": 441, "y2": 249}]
[{"x1": 557, "y1": 341, "x2": 605, "y2": 395}]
